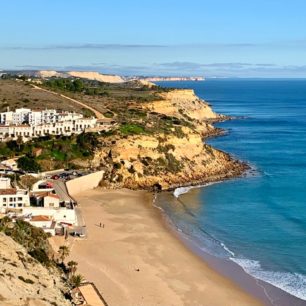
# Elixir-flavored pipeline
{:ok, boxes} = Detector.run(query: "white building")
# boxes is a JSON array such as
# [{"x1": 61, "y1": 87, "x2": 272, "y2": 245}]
[
  {"x1": 0, "y1": 108, "x2": 89, "y2": 127},
  {"x1": 0, "y1": 177, "x2": 12, "y2": 189},
  {"x1": 22, "y1": 206, "x2": 76, "y2": 226},
  {"x1": 0, "y1": 117, "x2": 97, "y2": 141},
  {"x1": 0, "y1": 188, "x2": 30, "y2": 213},
  {"x1": 43, "y1": 193, "x2": 60, "y2": 208},
  {"x1": 0, "y1": 111, "x2": 14, "y2": 125},
  {"x1": 28, "y1": 110, "x2": 43, "y2": 126},
  {"x1": 12, "y1": 108, "x2": 31, "y2": 125},
  {"x1": 28, "y1": 215, "x2": 56, "y2": 236}
]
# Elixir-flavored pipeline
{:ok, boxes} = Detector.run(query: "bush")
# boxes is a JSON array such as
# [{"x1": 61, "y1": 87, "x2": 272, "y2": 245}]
[
  {"x1": 17, "y1": 155, "x2": 41, "y2": 172},
  {"x1": 0, "y1": 218, "x2": 52, "y2": 266},
  {"x1": 120, "y1": 123, "x2": 144, "y2": 135},
  {"x1": 28, "y1": 249, "x2": 51, "y2": 266},
  {"x1": 165, "y1": 153, "x2": 183, "y2": 173}
]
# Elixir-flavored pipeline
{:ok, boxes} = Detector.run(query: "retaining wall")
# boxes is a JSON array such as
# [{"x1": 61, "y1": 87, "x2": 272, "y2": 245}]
[{"x1": 65, "y1": 171, "x2": 104, "y2": 197}]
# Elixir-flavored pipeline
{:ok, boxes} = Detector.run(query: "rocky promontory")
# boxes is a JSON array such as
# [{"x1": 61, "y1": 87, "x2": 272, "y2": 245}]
[{"x1": 91, "y1": 88, "x2": 247, "y2": 190}]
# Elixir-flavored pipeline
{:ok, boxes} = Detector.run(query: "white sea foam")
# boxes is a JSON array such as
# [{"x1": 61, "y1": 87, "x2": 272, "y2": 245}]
[
  {"x1": 173, "y1": 186, "x2": 192, "y2": 198},
  {"x1": 173, "y1": 182, "x2": 217, "y2": 198},
  {"x1": 231, "y1": 257, "x2": 306, "y2": 301},
  {"x1": 172, "y1": 181, "x2": 306, "y2": 301},
  {"x1": 220, "y1": 242, "x2": 235, "y2": 257}
]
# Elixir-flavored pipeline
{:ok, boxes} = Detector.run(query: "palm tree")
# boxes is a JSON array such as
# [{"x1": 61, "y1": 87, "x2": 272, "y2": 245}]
[
  {"x1": 67, "y1": 260, "x2": 78, "y2": 276},
  {"x1": 58, "y1": 245, "x2": 69, "y2": 263},
  {"x1": 70, "y1": 274, "x2": 84, "y2": 288}
]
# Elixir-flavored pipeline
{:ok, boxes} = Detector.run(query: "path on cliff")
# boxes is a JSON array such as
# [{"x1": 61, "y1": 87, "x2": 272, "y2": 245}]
[{"x1": 32, "y1": 84, "x2": 104, "y2": 119}]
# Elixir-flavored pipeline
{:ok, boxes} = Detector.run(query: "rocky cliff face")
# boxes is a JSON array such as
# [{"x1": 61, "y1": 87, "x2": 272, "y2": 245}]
[
  {"x1": 0, "y1": 233, "x2": 71, "y2": 306},
  {"x1": 146, "y1": 89, "x2": 217, "y2": 121},
  {"x1": 95, "y1": 131, "x2": 246, "y2": 190},
  {"x1": 67, "y1": 71, "x2": 125, "y2": 83},
  {"x1": 93, "y1": 88, "x2": 247, "y2": 190},
  {"x1": 36, "y1": 70, "x2": 125, "y2": 83}
]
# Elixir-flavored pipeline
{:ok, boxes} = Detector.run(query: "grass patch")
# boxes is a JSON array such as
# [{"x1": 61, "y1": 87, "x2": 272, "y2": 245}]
[{"x1": 120, "y1": 123, "x2": 144, "y2": 135}]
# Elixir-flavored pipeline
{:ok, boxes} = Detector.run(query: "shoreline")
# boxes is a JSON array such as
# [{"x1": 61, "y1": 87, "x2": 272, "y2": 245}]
[
  {"x1": 155, "y1": 189, "x2": 306, "y2": 306},
  {"x1": 67, "y1": 188, "x2": 262, "y2": 306}
]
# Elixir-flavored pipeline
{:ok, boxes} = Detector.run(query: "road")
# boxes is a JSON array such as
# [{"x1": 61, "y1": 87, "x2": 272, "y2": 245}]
[
  {"x1": 47, "y1": 179, "x2": 75, "y2": 204},
  {"x1": 32, "y1": 84, "x2": 105, "y2": 119}
]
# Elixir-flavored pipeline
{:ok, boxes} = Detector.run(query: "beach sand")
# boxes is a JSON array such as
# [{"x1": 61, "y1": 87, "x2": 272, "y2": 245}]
[{"x1": 68, "y1": 189, "x2": 262, "y2": 306}]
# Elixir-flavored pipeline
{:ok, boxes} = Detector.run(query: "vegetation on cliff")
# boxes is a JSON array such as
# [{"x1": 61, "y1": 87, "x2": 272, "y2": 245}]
[
  {"x1": 0, "y1": 133, "x2": 100, "y2": 171},
  {"x1": 0, "y1": 218, "x2": 72, "y2": 305},
  {"x1": 0, "y1": 76, "x2": 246, "y2": 189}
]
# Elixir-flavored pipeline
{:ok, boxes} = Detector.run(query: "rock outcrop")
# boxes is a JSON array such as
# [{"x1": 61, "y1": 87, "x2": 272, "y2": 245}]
[
  {"x1": 93, "y1": 88, "x2": 247, "y2": 190},
  {"x1": 146, "y1": 89, "x2": 218, "y2": 121},
  {"x1": 36, "y1": 70, "x2": 67, "y2": 79},
  {"x1": 67, "y1": 71, "x2": 125, "y2": 83},
  {"x1": 95, "y1": 131, "x2": 246, "y2": 190},
  {"x1": 0, "y1": 233, "x2": 71, "y2": 306}
]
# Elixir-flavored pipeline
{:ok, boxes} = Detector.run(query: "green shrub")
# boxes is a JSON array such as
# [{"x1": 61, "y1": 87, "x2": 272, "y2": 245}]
[{"x1": 120, "y1": 123, "x2": 144, "y2": 135}]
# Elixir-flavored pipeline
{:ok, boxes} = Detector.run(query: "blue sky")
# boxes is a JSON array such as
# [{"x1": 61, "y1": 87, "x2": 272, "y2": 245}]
[{"x1": 1, "y1": 0, "x2": 306, "y2": 77}]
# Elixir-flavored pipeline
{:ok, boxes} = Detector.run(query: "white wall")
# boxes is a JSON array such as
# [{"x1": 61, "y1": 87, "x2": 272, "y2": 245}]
[
  {"x1": 22, "y1": 207, "x2": 76, "y2": 225},
  {"x1": 66, "y1": 171, "x2": 104, "y2": 197}
]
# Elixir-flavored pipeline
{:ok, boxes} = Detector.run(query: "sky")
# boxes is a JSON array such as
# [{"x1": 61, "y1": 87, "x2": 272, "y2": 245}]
[{"x1": 1, "y1": 0, "x2": 306, "y2": 77}]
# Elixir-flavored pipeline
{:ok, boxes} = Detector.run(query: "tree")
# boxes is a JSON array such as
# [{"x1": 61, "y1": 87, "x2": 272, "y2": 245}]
[
  {"x1": 17, "y1": 155, "x2": 41, "y2": 173},
  {"x1": 58, "y1": 245, "x2": 70, "y2": 263},
  {"x1": 69, "y1": 274, "x2": 84, "y2": 288},
  {"x1": 16, "y1": 136, "x2": 24, "y2": 151},
  {"x1": 77, "y1": 132, "x2": 99, "y2": 155},
  {"x1": 67, "y1": 260, "x2": 78, "y2": 276}
]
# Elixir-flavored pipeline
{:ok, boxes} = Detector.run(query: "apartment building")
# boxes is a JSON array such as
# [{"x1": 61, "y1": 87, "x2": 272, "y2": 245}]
[{"x1": 0, "y1": 108, "x2": 97, "y2": 141}]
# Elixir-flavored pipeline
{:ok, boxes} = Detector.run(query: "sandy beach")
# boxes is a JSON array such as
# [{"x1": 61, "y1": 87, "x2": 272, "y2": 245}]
[{"x1": 64, "y1": 189, "x2": 262, "y2": 306}]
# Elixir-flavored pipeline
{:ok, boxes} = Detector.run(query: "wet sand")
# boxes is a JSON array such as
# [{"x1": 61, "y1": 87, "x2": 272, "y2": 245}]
[{"x1": 68, "y1": 189, "x2": 262, "y2": 306}]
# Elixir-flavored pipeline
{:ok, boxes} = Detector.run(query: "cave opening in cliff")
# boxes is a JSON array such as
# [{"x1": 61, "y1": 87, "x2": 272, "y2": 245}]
[{"x1": 152, "y1": 183, "x2": 162, "y2": 192}]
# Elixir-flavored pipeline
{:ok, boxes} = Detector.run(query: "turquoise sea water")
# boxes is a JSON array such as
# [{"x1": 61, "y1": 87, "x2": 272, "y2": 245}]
[{"x1": 156, "y1": 80, "x2": 306, "y2": 301}]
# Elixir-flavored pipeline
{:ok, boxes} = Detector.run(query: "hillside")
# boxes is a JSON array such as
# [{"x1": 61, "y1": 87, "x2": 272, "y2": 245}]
[
  {"x1": 0, "y1": 79, "x2": 87, "y2": 113},
  {"x1": 0, "y1": 218, "x2": 71, "y2": 306},
  {"x1": 66, "y1": 71, "x2": 125, "y2": 83},
  {"x1": 90, "y1": 89, "x2": 246, "y2": 190},
  {"x1": 0, "y1": 76, "x2": 247, "y2": 189}
]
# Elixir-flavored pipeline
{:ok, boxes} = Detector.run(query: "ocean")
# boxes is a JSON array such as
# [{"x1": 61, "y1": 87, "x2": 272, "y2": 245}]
[{"x1": 156, "y1": 79, "x2": 306, "y2": 302}]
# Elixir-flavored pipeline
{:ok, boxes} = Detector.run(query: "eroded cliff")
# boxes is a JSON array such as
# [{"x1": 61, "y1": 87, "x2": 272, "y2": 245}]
[
  {"x1": 0, "y1": 232, "x2": 71, "y2": 306},
  {"x1": 92, "y1": 88, "x2": 247, "y2": 190}
]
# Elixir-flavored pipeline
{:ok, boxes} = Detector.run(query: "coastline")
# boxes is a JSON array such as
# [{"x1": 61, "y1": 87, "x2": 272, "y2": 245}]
[
  {"x1": 67, "y1": 188, "x2": 262, "y2": 306},
  {"x1": 156, "y1": 188, "x2": 306, "y2": 306}
]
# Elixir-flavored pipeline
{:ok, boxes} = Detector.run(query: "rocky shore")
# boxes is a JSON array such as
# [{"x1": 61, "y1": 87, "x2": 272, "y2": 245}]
[{"x1": 92, "y1": 88, "x2": 248, "y2": 190}]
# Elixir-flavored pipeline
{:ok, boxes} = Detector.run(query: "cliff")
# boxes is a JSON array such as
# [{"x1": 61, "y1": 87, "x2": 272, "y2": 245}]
[
  {"x1": 92, "y1": 88, "x2": 247, "y2": 190},
  {"x1": 145, "y1": 89, "x2": 218, "y2": 121},
  {"x1": 0, "y1": 232, "x2": 71, "y2": 306},
  {"x1": 35, "y1": 70, "x2": 125, "y2": 83},
  {"x1": 67, "y1": 71, "x2": 125, "y2": 83}
]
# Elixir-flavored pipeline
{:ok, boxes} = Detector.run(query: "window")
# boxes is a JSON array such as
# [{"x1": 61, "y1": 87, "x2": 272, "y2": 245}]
[
  {"x1": 18, "y1": 197, "x2": 22, "y2": 201},
  {"x1": 3, "y1": 198, "x2": 7, "y2": 202},
  {"x1": 9, "y1": 197, "x2": 13, "y2": 202},
  {"x1": 18, "y1": 203, "x2": 22, "y2": 207},
  {"x1": 3, "y1": 204, "x2": 6, "y2": 207}
]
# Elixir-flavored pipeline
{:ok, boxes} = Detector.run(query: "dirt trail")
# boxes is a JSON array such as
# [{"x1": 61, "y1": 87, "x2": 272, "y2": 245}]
[{"x1": 32, "y1": 85, "x2": 104, "y2": 119}]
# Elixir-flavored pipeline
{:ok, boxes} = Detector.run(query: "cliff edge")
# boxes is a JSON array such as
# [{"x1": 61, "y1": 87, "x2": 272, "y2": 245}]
[
  {"x1": 92, "y1": 88, "x2": 247, "y2": 190},
  {"x1": 0, "y1": 232, "x2": 70, "y2": 306}
]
